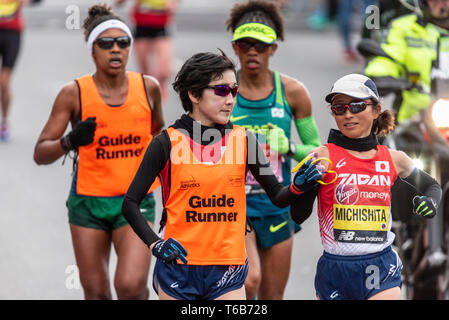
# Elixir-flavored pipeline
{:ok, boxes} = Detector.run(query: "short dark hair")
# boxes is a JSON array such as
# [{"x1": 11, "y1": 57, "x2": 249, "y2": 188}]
[{"x1": 172, "y1": 50, "x2": 236, "y2": 112}]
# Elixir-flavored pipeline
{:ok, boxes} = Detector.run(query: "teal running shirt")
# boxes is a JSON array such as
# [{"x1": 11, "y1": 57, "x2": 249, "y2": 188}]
[{"x1": 231, "y1": 71, "x2": 293, "y2": 217}]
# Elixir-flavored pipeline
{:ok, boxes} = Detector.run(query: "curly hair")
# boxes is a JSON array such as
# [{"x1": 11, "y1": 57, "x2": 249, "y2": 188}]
[
  {"x1": 82, "y1": 3, "x2": 123, "y2": 41},
  {"x1": 225, "y1": 0, "x2": 285, "y2": 41}
]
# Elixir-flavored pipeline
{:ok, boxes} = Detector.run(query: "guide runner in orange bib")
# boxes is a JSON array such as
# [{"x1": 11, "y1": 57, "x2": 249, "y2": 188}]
[
  {"x1": 33, "y1": 4, "x2": 164, "y2": 300},
  {"x1": 122, "y1": 50, "x2": 323, "y2": 300}
]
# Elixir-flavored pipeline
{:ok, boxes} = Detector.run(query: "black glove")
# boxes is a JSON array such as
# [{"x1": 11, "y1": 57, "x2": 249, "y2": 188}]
[
  {"x1": 152, "y1": 238, "x2": 188, "y2": 265},
  {"x1": 291, "y1": 159, "x2": 324, "y2": 194},
  {"x1": 62, "y1": 117, "x2": 97, "y2": 151},
  {"x1": 413, "y1": 195, "x2": 437, "y2": 218}
]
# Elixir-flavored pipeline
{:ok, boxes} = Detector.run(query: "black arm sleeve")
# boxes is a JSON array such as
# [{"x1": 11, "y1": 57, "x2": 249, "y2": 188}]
[
  {"x1": 121, "y1": 133, "x2": 170, "y2": 247},
  {"x1": 402, "y1": 167, "x2": 442, "y2": 207},
  {"x1": 246, "y1": 130, "x2": 299, "y2": 208},
  {"x1": 291, "y1": 168, "x2": 443, "y2": 225},
  {"x1": 290, "y1": 187, "x2": 319, "y2": 224}
]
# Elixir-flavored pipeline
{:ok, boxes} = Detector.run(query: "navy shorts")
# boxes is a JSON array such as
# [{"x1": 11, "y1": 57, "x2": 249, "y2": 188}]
[
  {"x1": 315, "y1": 246, "x2": 402, "y2": 300},
  {"x1": 153, "y1": 258, "x2": 249, "y2": 300}
]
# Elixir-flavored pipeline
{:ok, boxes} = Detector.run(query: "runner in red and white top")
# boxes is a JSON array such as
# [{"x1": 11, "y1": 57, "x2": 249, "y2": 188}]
[
  {"x1": 290, "y1": 74, "x2": 442, "y2": 300},
  {"x1": 317, "y1": 141, "x2": 397, "y2": 256}
]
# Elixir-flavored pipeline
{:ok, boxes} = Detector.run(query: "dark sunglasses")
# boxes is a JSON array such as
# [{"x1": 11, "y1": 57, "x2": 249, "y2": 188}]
[
  {"x1": 95, "y1": 36, "x2": 131, "y2": 50},
  {"x1": 330, "y1": 101, "x2": 374, "y2": 116},
  {"x1": 206, "y1": 85, "x2": 238, "y2": 97},
  {"x1": 234, "y1": 40, "x2": 271, "y2": 53}
]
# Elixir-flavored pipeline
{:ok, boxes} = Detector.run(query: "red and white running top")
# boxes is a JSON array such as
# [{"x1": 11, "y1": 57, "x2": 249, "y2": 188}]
[{"x1": 317, "y1": 143, "x2": 397, "y2": 256}]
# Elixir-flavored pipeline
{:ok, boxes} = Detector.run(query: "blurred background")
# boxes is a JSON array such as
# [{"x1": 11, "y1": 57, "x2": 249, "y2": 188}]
[{"x1": 0, "y1": 0, "x2": 374, "y2": 299}]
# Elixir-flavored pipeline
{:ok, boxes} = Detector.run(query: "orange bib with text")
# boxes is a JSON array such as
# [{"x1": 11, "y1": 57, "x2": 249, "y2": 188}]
[
  {"x1": 163, "y1": 126, "x2": 248, "y2": 265},
  {"x1": 76, "y1": 72, "x2": 159, "y2": 197}
]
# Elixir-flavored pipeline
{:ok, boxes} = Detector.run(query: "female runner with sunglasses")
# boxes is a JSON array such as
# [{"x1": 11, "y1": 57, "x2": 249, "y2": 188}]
[
  {"x1": 225, "y1": 0, "x2": 321, "y2": 300},
  {"x1": 290, "y1": 74, "x2": 442, "y2": 300},
  {"x1": 33, "y1": 4, "x2": 164, "y2": 299},
  {"x1": 121, "y1": 50, "x2": 323, "y2": 300}
]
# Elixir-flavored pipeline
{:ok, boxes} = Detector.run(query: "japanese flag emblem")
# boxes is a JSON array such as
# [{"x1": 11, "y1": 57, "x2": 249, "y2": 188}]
[{"x1": 375, "y1": 161, "x2": 390, "y2": 173}]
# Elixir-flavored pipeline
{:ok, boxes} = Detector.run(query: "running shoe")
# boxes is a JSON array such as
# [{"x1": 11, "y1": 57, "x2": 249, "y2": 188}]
[{"x1": 0, "y1": 121, "x2": 11, "y2": 142}]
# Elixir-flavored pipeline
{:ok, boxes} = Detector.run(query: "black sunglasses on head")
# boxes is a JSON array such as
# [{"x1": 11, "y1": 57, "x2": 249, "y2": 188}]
[
  {"x1": 95, "y1": 36, "x2": 131, "y2": 50},
  {"x1": 234, "y1": 40, "x2": 271, "y2": 53},
  {"x1": 330, "y1": 101, "x2": 374, "y2": 116},
  {"x1": 206, "y1": 84, "x2": 239, "y2": 97}
]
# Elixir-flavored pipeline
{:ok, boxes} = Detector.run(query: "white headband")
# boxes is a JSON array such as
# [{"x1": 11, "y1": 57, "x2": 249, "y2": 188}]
[{"x1": 87, "y1": 19, "x2": 133, "y2": 54}]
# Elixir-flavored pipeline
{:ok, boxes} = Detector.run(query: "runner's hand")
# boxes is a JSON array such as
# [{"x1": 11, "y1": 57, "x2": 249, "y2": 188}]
[
  {"x1": 413, "y1": 195, "x2": 437, "y2": 218},
  {"x1": 266, "y1": 123, "x2": 289, "y2": 154},
  {"x1": 291, "y1": 158, "x2": 324, "y2": 193},
  {"x1": 68, "y1": 117, "x2": 97, "y2": 149},
  {"x1": 152, "y1": 238, "x2": 188, "y2": 265}
]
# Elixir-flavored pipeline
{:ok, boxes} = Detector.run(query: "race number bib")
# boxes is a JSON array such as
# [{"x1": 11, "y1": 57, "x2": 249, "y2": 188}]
[
  {"x1": 333, "y1": 204, "x2": 389, "y2": 243},
  {"x1": 245, "y1": 143, "x2": 283, "y2": 195}
]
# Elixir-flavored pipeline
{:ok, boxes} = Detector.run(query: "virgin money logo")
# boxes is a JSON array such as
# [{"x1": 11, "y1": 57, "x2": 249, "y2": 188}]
[{"x1": 335, "y1": 184, "x2": 359, "y2": 205}]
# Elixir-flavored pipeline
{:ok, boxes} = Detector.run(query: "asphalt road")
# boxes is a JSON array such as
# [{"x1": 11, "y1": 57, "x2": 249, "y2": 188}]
[{"x1": 0, "y1": 1, "x2": 368, "y2": 299}]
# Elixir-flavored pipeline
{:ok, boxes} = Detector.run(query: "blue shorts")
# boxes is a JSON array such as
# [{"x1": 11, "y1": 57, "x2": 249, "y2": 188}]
[
  {"x1": 315, "y1": 246, "x2": 403, "y2": 300},
  {"x1": 153, "y1": 259, "x2": 249, "y2": 300}
]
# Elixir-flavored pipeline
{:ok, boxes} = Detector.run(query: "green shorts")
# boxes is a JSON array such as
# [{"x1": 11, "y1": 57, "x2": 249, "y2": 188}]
[
  {"x1": 248, "y1": 212, "x2": 301, "y2": 249},
  {"x1": 67, "y1": 194, "x2": 156, "y2": 231}
]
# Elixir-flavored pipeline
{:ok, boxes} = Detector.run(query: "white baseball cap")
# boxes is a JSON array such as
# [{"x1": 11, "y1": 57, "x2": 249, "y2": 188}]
[{"x1": 325, "y1": 74, "x2": 380, "y2": 103}]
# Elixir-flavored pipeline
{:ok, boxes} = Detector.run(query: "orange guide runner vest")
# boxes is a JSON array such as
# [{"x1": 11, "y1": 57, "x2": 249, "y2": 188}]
[
  {"x1": 163, "y1": 126, "x2": 248, "y2": 265},
  {"x1": 76, "y1": 72, "x2": 159, "y2": 197}
]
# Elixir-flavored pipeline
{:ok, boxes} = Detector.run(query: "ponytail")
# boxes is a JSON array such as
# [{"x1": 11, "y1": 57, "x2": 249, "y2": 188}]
[{"x1": 372, "y1": 102, "x2": 395, "y2": 137}]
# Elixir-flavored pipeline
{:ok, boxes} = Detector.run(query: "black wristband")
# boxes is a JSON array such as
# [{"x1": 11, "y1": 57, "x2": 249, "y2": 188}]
[{"x1": 60, "y1": 135, "x2": 73, "y2": 152}]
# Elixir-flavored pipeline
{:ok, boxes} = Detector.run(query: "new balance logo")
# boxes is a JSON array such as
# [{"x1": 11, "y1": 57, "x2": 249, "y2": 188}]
[{"x1": 338, "y1": 231, "x2": 355, "y2": 241}]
